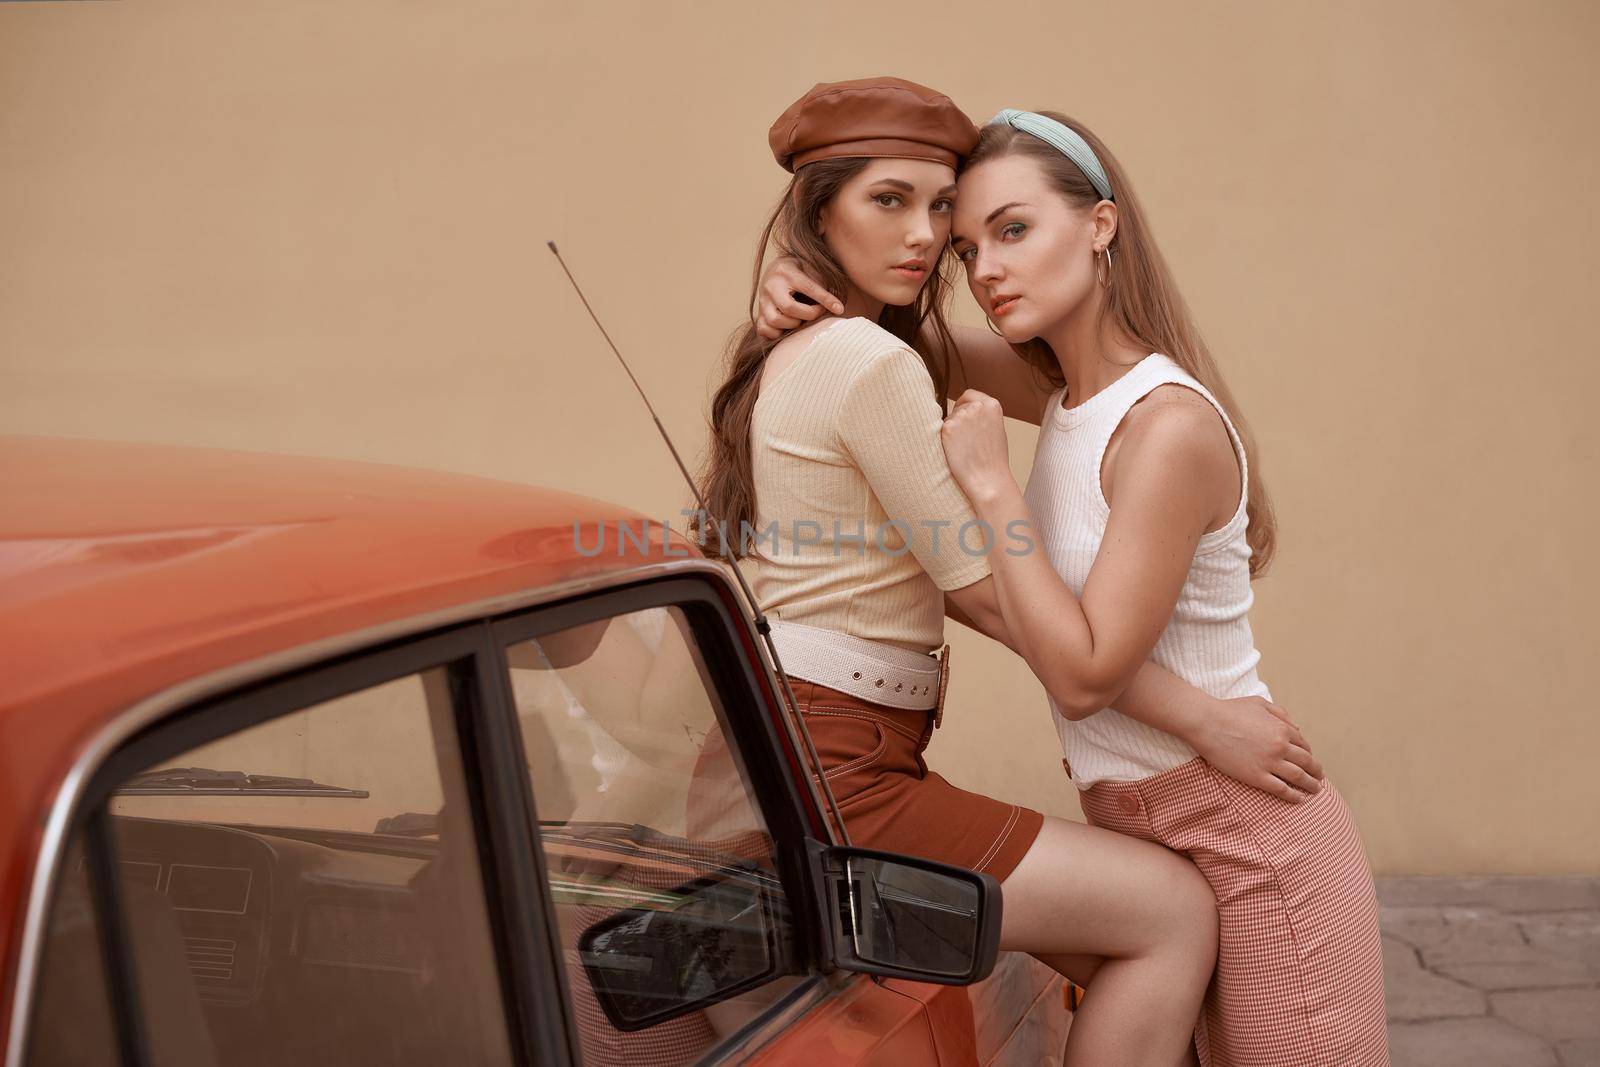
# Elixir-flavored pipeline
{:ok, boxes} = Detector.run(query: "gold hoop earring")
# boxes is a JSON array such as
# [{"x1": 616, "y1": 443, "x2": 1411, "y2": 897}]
[
  {"x1": 986, "y1": 315, "x2": 1005, "y2": 337},
  {"x1": 1095, "y1": 246, "x2": 1113, "y2": 288}
]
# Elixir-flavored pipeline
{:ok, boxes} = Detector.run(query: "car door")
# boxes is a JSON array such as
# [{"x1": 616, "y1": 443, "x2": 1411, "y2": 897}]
[
  {"x1": 17, "y1": 570, "x2": 998, "y2": 1067},
  {"x1": 490, "y1": 573, "x2": 973, "y2": 1065}
]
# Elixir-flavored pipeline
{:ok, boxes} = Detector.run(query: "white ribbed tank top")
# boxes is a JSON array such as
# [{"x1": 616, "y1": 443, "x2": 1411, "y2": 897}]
[{"x1": 1022, "y1": 353, "x2": 1271, "y2": 790}]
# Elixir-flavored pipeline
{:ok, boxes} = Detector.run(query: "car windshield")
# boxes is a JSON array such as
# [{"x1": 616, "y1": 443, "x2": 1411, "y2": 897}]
[{"x1": 110, "y1": 674, "x2": 449, "y2": 834}]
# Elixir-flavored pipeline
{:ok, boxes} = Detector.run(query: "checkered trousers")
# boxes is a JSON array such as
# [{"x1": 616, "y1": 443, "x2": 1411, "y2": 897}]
[{"x1": 1078, "y1": 757, "x2": 1390, "y2": 1067}]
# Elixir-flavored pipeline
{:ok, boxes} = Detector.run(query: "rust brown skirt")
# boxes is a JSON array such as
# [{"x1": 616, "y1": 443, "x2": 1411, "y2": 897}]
[{"x1": 792, "y1": 678, "x2": 1044, "y2": 882}]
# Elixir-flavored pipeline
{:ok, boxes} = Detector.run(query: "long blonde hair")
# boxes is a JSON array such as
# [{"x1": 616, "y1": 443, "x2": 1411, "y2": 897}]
[{"x1": 968, "y1": 112, "x2": 1278, "y2": 577}]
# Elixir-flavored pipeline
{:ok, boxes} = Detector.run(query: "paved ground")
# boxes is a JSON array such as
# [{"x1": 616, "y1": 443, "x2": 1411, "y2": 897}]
[{"x1": 1378, "y1": 876, "x2": 1600, "y2": 1066}]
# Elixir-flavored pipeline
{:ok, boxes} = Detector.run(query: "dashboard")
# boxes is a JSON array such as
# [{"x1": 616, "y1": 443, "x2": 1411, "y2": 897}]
[
  {"x1": 88, "y1": 815, "x2": 780, "y2": 1067},
  {"x1": 111, "y1": 816, "x2": 435, "y2": 1000},
  {"x1": 103, "y1": 815, "x2": 499, "y2": 1065}
]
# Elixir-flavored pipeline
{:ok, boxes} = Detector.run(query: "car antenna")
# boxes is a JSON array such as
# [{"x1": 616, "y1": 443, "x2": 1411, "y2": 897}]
[{"x1": 546, "y1": 240, "x2": 852, "y2": 848}]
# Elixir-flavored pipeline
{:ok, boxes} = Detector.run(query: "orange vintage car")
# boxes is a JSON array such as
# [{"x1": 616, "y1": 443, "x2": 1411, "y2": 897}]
[{"x1": 0, "y1": 434, "x2": 1067, "y2": 1066}]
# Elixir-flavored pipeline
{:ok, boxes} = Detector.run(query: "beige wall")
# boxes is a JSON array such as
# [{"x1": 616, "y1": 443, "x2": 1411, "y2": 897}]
[{"x1": 3, "y1": 0, "x2": 1596, "y2": 875}]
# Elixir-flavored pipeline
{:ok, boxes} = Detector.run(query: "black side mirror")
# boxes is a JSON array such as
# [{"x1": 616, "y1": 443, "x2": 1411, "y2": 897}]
[
  {"x1": 811, "y1": 842, "x2": 1001, "y2": 985},
  {"x1": 576, "y1": 869, "x2": 788, "y2": 1032}
]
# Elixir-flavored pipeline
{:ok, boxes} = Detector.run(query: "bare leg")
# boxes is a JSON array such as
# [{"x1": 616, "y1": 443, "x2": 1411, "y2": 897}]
[
  {"x1": 1032, "y1": 951, "x2": 1101, "y2": 988},
  {"x1": 998, "y1": 817, "x2": 1216, "y2": 1067},
  {"x1": 1029, "y1": 954, "x2": 1199, "y2": 1065}
]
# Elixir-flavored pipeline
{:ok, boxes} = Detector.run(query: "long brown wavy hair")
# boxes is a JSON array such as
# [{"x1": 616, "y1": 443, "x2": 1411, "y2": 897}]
[
  {"x1": 968, "y1": 112, "x2": 1278, "y2": 577},
  {"x1": 692, "y1": 158, "x2": 961, "y2": 560}
]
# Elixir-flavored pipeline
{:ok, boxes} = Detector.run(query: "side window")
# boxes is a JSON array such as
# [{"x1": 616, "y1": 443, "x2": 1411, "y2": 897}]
[
  {"x1": 505, "y1": 603, "x2": 804, "y2": 1065},
  {"x1": 87, "y1": 667, "x2": 516, "y2": 1067}
]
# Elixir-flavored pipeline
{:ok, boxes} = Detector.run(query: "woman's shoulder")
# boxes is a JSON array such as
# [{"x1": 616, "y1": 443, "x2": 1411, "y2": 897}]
[
  {"x1": 805, "y1": 314, "x2": 903, "y2": 349},
  {"x1": 1124, "y1": 383, "x2": 1230, "y2": 446},
  {"x1": 1112, "y1": 381, "x2": 1240, "y2": 510},
  {"x1": 1132, "y1": 355, "x2": 1228, "y2": 417},
  {"x1": 786, "y1": 316, "x2": 920, "y2": 384}
]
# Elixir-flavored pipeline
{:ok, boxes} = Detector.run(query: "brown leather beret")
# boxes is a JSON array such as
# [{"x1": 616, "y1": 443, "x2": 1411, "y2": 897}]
[{"x1": 768, "y1": 76, "x2": 979, "y2": 173}]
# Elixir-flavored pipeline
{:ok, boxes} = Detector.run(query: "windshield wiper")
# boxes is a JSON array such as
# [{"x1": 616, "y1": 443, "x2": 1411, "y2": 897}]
[
  {"x1": 541, "y1": 820, "x2": 687, "y2": 849},
  {"x1": 116, "y1": 767, "x2": 370, "y2": 798}
]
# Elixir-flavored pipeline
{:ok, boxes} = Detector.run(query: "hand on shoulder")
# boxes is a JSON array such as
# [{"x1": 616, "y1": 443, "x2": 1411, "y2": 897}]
[{"x1": 755, "y1": 256, "x2": 846, "y2": 340}]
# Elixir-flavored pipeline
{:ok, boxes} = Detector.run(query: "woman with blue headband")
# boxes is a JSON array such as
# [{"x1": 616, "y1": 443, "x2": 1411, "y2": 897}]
[{"x1": 759, "y1": 109, "x2": 1389, "y2": 1066}]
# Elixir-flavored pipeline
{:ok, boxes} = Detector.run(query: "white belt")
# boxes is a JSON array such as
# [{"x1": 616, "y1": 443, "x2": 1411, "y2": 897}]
[{"x1": 767, "y1": 619, "x2": 949, "y2": 720}]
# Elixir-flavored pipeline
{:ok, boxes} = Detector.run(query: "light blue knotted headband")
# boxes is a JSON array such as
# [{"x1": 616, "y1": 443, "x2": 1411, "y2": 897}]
[{"x1": 987, "y1": 109, "x2": 1114, "y2": 202}]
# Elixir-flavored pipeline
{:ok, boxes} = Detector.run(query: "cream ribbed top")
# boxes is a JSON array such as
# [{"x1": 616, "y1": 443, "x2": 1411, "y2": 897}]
[
  {"x1": 1022, "y1": 353, "x2": 1272, "y2": 789},
  {"x1": 748, "y1": 317, "x2": 992, "y2": 654}
]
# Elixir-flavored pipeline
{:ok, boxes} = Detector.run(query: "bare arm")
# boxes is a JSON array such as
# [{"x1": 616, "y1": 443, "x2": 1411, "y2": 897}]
[
  {"x1": 948, "y1": 574, "x2": 1256, "y2": 745},
  {"x1": 942, "y1": 386, "x2": 1324, "y2": 801},
  {"x1": 945, "y1": 578, "x2": 1017, "y2": 653},
  {"x1": 946, "y1": 388, "x2": 1230, "y2": 713},
  {"x1": 936, "y1": 323, "x2": 1056, "y2": 424}
]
